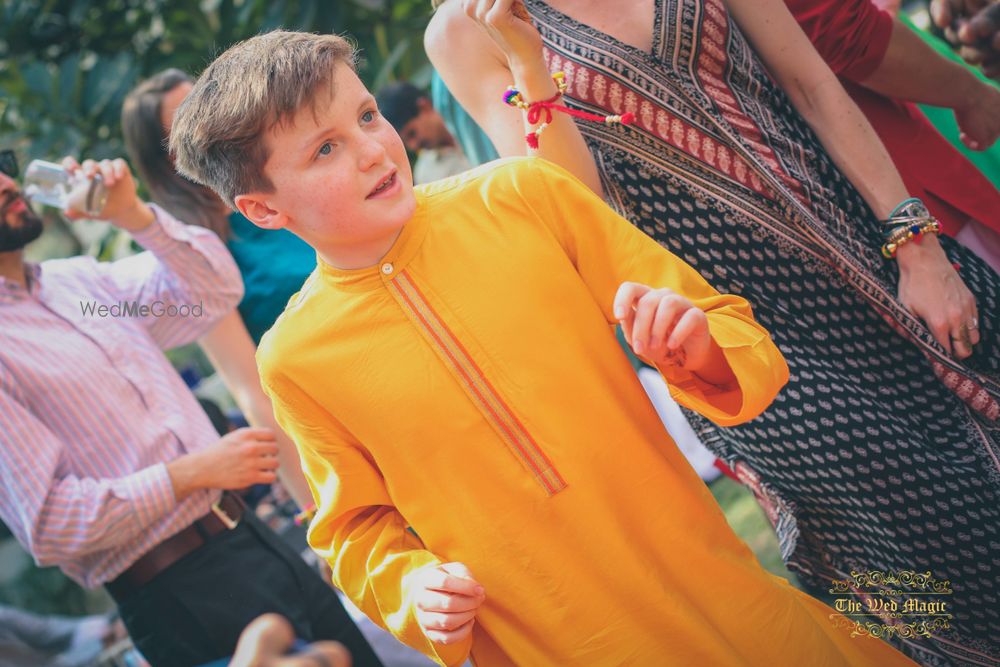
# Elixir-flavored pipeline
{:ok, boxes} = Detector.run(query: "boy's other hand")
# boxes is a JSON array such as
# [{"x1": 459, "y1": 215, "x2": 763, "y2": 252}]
[
  {"x1": 614, "y1": 282, "x2": 713, "y2": 371},
  {"x1": 414, "y1": 562, "x2": 486, "y2": 645}
]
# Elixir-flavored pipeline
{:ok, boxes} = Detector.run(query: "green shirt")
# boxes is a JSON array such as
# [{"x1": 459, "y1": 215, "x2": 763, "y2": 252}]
[{"x1": 226, "y1": 212, "x2": 316, "y2": 345}]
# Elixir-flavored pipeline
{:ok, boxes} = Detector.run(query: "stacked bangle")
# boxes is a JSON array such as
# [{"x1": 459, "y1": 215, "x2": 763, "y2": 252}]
[{"x1": 879, "y1": 197, "x2": 940, "y2": 259}]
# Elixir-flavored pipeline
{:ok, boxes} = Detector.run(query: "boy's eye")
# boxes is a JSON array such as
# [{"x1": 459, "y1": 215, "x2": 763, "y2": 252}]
[
  {"x1": 361, "y1": 110, "x2": 376, "y2": 124},
  {"x1": 318, "y1": 142, "x2": 333, "y2": 156}
]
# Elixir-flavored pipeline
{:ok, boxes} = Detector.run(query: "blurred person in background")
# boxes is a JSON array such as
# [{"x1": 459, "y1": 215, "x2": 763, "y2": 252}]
[{"x1": 376, "y1": 81, "x2": 472, "y2": 183}]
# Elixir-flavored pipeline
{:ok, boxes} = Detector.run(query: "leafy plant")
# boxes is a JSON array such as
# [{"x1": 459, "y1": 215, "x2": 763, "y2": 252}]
[{"x1": 0, "y1": 0, "x2": 435, "y2": 164}]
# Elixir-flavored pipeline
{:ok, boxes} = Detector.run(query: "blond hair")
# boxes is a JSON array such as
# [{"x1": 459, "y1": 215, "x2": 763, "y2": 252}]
[{"x1": 170, "y1": 30, "x2": 356, "y2": 206}]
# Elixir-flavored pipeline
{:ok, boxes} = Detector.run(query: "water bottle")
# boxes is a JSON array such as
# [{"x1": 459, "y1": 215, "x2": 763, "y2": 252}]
[{"x1": 22, "y1": 160, "x2": 109, "y2": 217}]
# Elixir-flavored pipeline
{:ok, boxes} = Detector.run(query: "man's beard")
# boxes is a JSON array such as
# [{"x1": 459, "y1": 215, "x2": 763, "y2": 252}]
[{"x1": 0, "y1": 193, "x2": 44, "y2": 252}]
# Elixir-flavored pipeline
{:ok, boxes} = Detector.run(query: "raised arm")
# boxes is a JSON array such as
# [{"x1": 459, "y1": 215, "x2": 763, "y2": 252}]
[
  {"x1": 724, "y1": 0, "x2": 979, "y2": 359},
  {"x1": 64, "y1": 157, "x2": 244, "y2": 350},
  {"x1": 511, "y1": 159, "x2": 789, "y2": 425},
  {"x1": 425, "y1": 0, "x2": 604, "y2": 195}
]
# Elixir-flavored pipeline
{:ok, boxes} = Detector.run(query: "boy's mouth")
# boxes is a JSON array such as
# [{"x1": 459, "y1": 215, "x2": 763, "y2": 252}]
[{"x1": 367, "y1": 170, "x2": 397, "y2": 199}]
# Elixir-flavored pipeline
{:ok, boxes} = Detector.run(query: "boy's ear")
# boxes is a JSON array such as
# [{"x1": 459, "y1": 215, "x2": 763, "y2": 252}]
[{"x1": 234, "y1": 193, "x2": 288, "y2": 230}]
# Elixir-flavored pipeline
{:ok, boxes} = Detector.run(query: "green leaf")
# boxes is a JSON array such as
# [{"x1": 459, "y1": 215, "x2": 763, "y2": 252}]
[
  {"x1": 57, "y1": 52, "x2": 81, "y2": 109},
  {"x1": 22, "y1": 61, "x2": 53, "y2": 100},
  {"x1": 81, "y1": 51, "x2": 132, "y2": 120}
]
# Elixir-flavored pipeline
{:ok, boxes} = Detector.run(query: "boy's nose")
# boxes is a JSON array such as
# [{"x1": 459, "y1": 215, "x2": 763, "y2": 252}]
[{"x1": 358, "y1": 137, "x2": 388, "y2": 171}]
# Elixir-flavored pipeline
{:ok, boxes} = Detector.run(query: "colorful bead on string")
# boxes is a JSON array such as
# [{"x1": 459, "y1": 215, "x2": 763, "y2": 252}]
[
  {"x1": 881, "y1": 218, "x2": 942, "y2": 259},
  {"x1": 503, "y1": 71, "x2": 635, "y2": 148}
]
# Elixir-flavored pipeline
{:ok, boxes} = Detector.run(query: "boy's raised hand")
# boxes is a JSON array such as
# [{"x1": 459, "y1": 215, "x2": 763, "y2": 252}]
[
  {"x1": 614, "y1": 282, "x2": 712, "y2": 371},
  {"x1": 414, "y1": 562, "x2": 486, "y2": 645}
]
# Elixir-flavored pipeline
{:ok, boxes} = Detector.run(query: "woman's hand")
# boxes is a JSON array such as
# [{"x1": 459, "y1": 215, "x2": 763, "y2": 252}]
[
  {"x1": 896, "y1": 236, "x2": 980, "y2": 359},
  {"x1": 461, "y1": 0, "x2": 543, "y2": 68}
]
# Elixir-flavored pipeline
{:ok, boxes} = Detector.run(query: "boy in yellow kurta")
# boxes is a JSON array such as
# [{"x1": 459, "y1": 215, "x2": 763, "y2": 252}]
[{"x1": 170, "y1": 31, "x2": 916, "y2": 667}]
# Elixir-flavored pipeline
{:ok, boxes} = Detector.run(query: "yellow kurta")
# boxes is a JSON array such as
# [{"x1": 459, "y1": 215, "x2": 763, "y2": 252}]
[{"x1": 259, "y1": 158, "x2": 914, "y2": 667}]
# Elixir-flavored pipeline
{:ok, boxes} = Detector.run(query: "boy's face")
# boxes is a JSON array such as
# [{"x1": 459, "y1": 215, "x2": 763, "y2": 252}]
[{"x1": 237, "y1": 62, "x2": 415, "y2": 269}]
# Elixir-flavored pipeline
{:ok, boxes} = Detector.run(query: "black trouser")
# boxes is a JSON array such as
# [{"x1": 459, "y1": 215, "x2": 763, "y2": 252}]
[{"x1": 112, "y1": 511, "x2": 382, "y2": 667}]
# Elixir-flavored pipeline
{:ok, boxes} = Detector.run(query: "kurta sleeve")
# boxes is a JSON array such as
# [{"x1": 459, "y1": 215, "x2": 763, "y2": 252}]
[
  {"x1": 785, "y1": 0, "x2": 894, "y2": 81},
  {"x1": 261, "y1": 371, "x2": 472, "y2": 667},
  {"x1": 520, "y1": 158, "x2": 789, "y2": 426}
]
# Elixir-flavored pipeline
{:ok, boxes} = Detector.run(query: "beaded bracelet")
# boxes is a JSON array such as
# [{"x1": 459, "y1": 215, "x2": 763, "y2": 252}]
[
  {"x1": 881, "y1": 218, "x2": 942, "y2": 259},
  {"x1": 503, "y1": 71, "x2": 635, "y2": 148}
]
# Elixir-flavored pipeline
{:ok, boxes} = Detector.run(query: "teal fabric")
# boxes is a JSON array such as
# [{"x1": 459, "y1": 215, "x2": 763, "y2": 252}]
[
  {"x1": 226, "y1": 212, "x2": 316, "y2": 345},
  {"x1": 431, "y1": 71, "x2": 500, "y2": 166},
  {"x1": 906, "y1": 14, "x2": 1000, "y2": 188}
]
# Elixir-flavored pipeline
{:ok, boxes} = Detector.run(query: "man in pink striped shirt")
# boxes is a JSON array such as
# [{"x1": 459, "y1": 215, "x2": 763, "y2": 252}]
[{"x1": 0, "y1": 153, "x2": 381, "y2": 667}]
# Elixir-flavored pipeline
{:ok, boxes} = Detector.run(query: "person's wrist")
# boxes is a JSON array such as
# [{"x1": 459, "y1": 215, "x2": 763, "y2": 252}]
[
  {"x1": 955, "y1": 70, "x2": 990, "y2": 112},
  {"x1": 166, "y1": 451, "x2": 207, "y2": 500},
  {"x1": 111, "y1": 201, "x2": 155, "y2": 233},
  {"x1": 896, "y1": 232, "x2": 944, "y2": 272},
  {"x1": 509, "y1": 57, "x2": 558, "y2": 93}
]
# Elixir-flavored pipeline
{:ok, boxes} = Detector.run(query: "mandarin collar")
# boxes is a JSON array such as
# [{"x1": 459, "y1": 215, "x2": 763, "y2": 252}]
[{"x1": 317, "y1": 193, "x2": 429, "y2": 293}]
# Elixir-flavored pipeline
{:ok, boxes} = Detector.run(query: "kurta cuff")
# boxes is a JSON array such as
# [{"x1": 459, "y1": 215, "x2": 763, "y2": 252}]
[{"x1": 659, "y1": 314, "x2": 788, "y2": 427}]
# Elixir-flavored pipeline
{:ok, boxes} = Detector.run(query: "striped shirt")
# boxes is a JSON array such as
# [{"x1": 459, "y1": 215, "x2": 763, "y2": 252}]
[{"x1": 0, "y1": 206, "x2": 244, "y2": 587}]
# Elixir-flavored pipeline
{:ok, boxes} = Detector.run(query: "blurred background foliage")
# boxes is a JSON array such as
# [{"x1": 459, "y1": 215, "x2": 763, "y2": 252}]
[{"x1": 0, "y1": 0, "x2": 435, "y2": 165}]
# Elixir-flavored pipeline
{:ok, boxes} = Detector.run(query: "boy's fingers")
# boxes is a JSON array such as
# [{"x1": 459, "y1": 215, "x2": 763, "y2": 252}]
[
  {"x1": 631, "y1": 290, "x2": 665, "y2": 355},
  {"x1": 667, "y1": 307, "x2": 706, "y2": 350},
  {"x1": 649, "y1": 295, "x2": 687, "y2": 354},
  {"x1": 417, "y1": 589, "x2": 483, "y2": 613},
  {"x1": 425, "y1": 568, "x2": 484, "y2": 597},
  {"x1": 612, "y1": 282, "x2": 650, "y2": 320},
  {"x1": 418, "y1": 608, "x2": 479, "y2": 632},
  {"x1": 425, "y1": 618, "x2": 475, "y2": 645}
]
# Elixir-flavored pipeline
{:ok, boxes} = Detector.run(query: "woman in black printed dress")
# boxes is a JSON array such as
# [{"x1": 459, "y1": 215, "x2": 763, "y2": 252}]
[{"x1": 428, "y1": 0, "x2": 1000, "y2": 664}]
